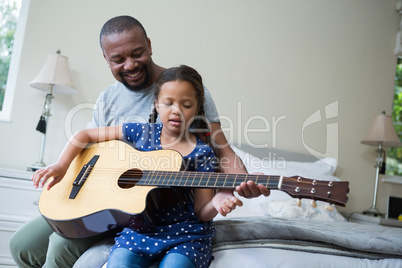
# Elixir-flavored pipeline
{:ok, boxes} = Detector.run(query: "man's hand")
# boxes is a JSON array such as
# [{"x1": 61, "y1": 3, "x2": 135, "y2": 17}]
[{"x1": 236, "y1": 177, "x2": 270, "y2": 198}]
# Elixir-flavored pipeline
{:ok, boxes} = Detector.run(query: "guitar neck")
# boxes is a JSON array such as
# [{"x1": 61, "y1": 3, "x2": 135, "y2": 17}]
[{"x1": 136, "y1": 170, "x2": 283, "y2": 190}]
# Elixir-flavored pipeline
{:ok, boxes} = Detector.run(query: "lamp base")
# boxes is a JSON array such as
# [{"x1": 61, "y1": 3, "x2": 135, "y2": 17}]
[
  {"x1": 363, "y1": 207, "x2": 385, "y2": 217},
  {"x1": 27, "y1": 161, "x2": 46, "y2": 172}
]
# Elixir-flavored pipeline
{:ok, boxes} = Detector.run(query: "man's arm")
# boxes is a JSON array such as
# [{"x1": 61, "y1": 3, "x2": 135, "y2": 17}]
[
  {"x1": 209, "y1": 122, "x2": 270, "y2": 198},
  {"x1": 210, "y1": 122, "x2": 248, "y2": 174}
]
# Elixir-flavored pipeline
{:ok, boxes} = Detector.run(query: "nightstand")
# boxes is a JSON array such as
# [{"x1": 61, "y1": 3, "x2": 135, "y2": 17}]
[
  {"x1": 0, "y1": 168, "x2": 41, "y2": 267},
  {"x1": 346, "y1": 212, "x2": 402, "y2": 228}
]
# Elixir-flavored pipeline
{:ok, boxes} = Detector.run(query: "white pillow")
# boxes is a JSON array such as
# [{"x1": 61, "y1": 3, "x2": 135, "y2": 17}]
[
  {"x1": 231, "y1": 145, "x2": 339, "y2": 181},
  {"x1": 260, "y1": 199, "x2": 347, "y2": 222}
]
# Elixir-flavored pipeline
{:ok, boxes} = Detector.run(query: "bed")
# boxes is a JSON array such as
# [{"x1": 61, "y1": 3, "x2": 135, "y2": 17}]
[{"x1": 73, "y1": 145, "x2": 402, "y2": 268}]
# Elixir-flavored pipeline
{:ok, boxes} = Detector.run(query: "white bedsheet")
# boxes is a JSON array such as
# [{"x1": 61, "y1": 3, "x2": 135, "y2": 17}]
[{"x1": 210, "y1": 248, "x2": 402, "y2": 268}]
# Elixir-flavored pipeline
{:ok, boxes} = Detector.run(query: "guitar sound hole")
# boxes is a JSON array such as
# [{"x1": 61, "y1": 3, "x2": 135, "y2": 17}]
[{"x1": 118, "y1": 169, "x2": 143, "y2": 189}]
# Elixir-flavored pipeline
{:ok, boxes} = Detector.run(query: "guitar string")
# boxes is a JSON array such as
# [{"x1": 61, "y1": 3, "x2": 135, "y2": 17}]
[
  {"x1": 82, "y1": 168, "x2": 339, "y2": 184},
  {"x1": 79, "y1": 168, "x2": 340, "y2": 188},
  {"x1": 82, "y1": 170, "x2": 282, "y2": 185},
  {"x1": 72, "y1": 169, "x2": 345, "y2": 204},
  {"x1": 73, "y1": 168, "x2": 345, "y2": 201}
]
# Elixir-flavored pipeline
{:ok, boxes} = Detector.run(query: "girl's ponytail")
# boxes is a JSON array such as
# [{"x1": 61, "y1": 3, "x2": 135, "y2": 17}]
[{"x1": 148, "y1": 107, "x2": 158, "y2": 123}]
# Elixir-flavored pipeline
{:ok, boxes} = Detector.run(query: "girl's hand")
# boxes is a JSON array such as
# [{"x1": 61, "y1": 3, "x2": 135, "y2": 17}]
[
  {"x1": 32, "y1": 163, "x2": 67, "y2": 190},
  {"x1": 213, "y1": 189, "x2": 243, "y2": 216}
]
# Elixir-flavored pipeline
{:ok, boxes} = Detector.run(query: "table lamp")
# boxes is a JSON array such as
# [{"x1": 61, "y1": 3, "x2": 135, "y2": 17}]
[
  {"x1": 28, "y1": 50, "x2": 76, "y2": 171},
  {"x1": 361, "y1": 111, "x2": 401, "y2": 216}
]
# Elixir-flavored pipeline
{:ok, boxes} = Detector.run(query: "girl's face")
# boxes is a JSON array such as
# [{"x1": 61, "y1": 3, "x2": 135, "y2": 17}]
[{"x1": 155, "y1": 80, "x2": 199, "y2": 136}]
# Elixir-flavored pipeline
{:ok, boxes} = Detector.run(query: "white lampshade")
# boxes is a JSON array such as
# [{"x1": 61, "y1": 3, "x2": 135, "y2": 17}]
[
  {"x1": 30, "y1": 52, "x2": 77, "y2": 94},
  {"x1": 361, "y1": 112, "x2": 401, "y2": 147}
]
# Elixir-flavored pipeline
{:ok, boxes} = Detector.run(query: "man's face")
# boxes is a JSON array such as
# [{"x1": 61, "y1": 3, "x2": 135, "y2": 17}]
[{"x1": 102, "y1": 27, "x2": 153, "y2": 91}]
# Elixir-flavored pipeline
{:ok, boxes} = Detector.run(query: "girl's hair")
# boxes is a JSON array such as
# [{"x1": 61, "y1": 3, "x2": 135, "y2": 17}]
[{"x1": 149, "y1": 65, "x2": 218, "y2": 156}]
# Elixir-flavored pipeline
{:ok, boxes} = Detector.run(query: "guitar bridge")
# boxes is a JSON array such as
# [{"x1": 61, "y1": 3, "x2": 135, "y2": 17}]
[{"x1": 69, "y1": 155, "x2": 99, "y2": 199}]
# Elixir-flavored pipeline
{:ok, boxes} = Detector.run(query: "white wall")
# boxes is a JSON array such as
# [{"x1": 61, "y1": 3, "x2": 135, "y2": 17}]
[{"x1": 1, "y1": 0, "x2": 400, "y2": 214}]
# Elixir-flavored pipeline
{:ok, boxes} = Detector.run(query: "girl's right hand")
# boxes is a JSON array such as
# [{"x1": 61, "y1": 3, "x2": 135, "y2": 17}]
[
  {"x1": 32, "y1": 163, "x2": 67, "y2": 190},
  {"x1": 213, "y1": 189, "x2": 243, "y2": 217}
]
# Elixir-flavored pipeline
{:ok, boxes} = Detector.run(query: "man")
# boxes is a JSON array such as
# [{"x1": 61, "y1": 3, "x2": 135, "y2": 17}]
[
  {"x1": 93, "y1": 16, "x2": 269, "y2": 196},
  {"x1": 10, "y1": 16, "x2": 269, "y2": 268}
]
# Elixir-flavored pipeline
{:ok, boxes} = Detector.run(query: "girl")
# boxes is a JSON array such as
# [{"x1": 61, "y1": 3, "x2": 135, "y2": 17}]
[{"x1": 32, "y1": 65, "x2": 242, "y2": 268}]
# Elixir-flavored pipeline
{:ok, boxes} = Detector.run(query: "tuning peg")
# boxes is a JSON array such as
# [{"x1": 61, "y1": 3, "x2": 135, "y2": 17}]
[
  {"x1": 297, "y1": 199, "x2": 302, "y2": 207},
  {"x1": 311, "y1": 200, "x2": 317, "y2": 208},
  {"x1": 325, "y1": 204, "x2": 334, "y2": 211}
]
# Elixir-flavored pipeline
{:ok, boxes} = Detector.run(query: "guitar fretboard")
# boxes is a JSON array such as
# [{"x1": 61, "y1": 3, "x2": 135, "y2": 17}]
[{"x1": 136, "y1": 170, "x2": 283, "y2": 189}]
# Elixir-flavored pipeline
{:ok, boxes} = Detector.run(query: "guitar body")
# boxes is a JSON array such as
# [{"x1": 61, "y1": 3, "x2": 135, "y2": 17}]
[{"x1": 39, "y1": 140, "x2": 183, "y2": 238}]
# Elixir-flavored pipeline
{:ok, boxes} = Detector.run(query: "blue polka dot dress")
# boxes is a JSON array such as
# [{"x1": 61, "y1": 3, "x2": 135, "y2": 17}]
[{"x1": 110, "y1": 123, "x2": 218, "y2": 267}]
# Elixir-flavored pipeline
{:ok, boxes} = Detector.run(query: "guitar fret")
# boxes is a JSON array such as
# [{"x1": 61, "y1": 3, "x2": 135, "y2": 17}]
[
  {"x1": 197, "y1": 173, "x2": 202, "y2": 187},
  {"x1": 178, "y1": 172, "x2": 185, "y2": 186},
  {"x1": 232, "y1": 174, "x2": 238, "y2": 187},
  {"x1": 160, "y1": 171, "x2": 168, "y2": 186},
  {"x1": 170, "y1": 172, "x2": 178, "y2": 186},
  {"x1": 189, "y1": 172, "x2": 197, "y2": 186},
  {"x1": 268, "y1": 175, "x2": 280, "y2": 189},
  {"x1": 213, "y1": 173, "x2": 219, "y2": 187},
  {"x1": 236, "y1": 174, "x2": 247, "y2": 186},
  {"x1": 143, "y1": 171, "x2": 151, "y2": 185},
  {"x1": 162, "y1": 171, "x2": 170, "y2": 186},
  {"x1": 214, "y1": 174, "x2": 226, "y2": 187},
  {"x1": 199, "y1": 172, "x2": 207, "y2": 187},
  {"x1": 195, "y1": 173, "x2": 201, "y2": 186},
  {"x1": 154, "y1": 171, "x2": 160, "y2": 185},
  {"x1": 166, "y1": 171, "x2": 173, "y2": 186},
  {"x1": 212, "y1": 174, "x2": 217, "y2": 187},
  {"x1": 171, "y1": 172, "x2": 176, "y2": 186},
  {"x1": 157, "y1": 171, "x2": 164, "y2": 185},
  {"x1": 154, "y1": 171, "x2": 160, "y2": 186},
  {"x1": 222, "y1": 174, "x2": 228, "y2": 187},
  {"x1": 150, "y1": 171, "x2": 157, "y2": 185},
  {"x1": 253, "y1": 174, "x2": 259, "y2": 185},
  {"x1": 225, "y1": 175, "x2": 235, "y2": 188},
  {"x1": 159, "y1": 170, "x2": 166, "y2": 185},
  {"x1": 181, "y1": 172, "x2": 188, "y2": 186},
  {"x1": 177, "y1": 172, "x2": 183, "y2": 186},
  {"x1": 206, "y1": 173, "x2": 212, "y2": 187},
  {"x1": 182, "y1": 172, "x2": 195, "y2": 186}
]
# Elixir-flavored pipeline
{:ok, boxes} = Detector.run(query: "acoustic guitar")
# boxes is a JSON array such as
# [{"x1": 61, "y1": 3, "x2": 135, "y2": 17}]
[{"x1": 38, "y1": 140, "x2": 349, "y2": 238}]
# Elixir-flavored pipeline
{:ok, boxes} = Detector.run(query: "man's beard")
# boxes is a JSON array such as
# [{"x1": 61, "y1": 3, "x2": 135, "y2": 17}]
[{"x1": 120, "y1": 68, "x2": 150, "y2": 92}]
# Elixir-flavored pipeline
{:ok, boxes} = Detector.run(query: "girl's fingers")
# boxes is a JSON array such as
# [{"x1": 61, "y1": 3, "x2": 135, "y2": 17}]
[
  {"x1": 32, "y1": 169, "x2": 43, "y2": 187},
  {"x1": 233, "y1": 197, "x2": 243, "y2": 207},
  {"x1": 32, "y1": 167, "x2": 54, "y2": 188},
  {"x1": 47, "y1": 178, "x2": 58, "y2": 191},
  {"x1": 219, "y1": 197, "x2": 241, "y2": 216},
  {"x1": 219, "y1": 207, "x2": 227, "y2": 217}
]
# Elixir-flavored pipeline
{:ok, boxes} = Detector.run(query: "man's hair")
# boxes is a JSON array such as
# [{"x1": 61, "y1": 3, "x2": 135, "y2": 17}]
[{"x1": 99, "y1": 15, "x2": 148, "y2": 50}]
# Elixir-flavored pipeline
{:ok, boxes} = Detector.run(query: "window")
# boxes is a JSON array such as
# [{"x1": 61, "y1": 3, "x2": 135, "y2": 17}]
[
  {"x1": 386, "y1": 58, "x2": 402, "y2": 176},
  {"x1": 0, "y1": 0, "x2": 24, "y2": 122}
]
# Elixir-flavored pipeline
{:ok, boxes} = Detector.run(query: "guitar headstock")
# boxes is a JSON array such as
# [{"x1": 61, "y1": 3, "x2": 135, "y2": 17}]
[{"x1": 280, "y1": 176, "x2": 349, "y2": 206}]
